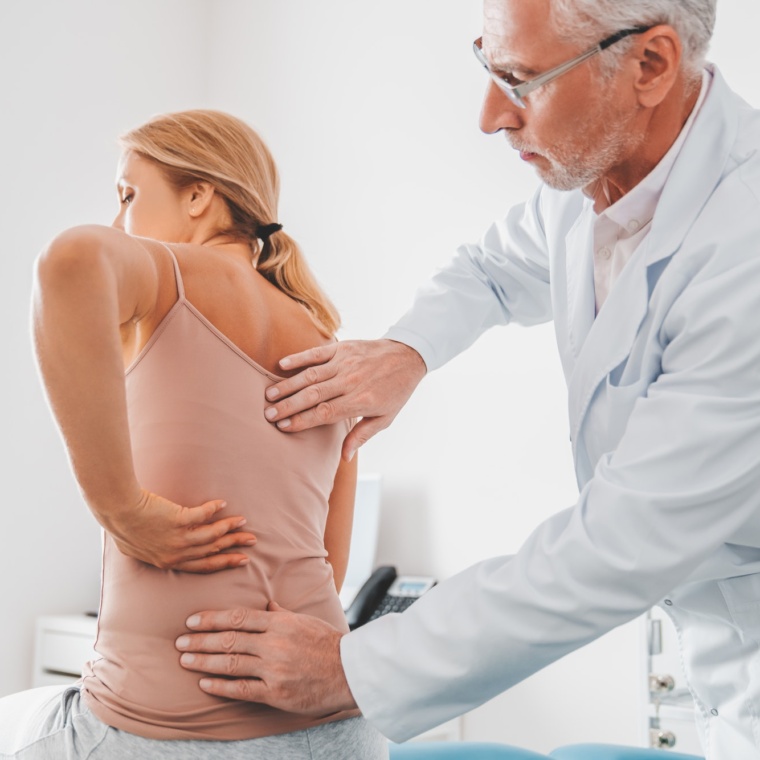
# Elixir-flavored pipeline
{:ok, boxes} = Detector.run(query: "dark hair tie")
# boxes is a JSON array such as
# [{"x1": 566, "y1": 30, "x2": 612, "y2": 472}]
[{"x1": 258, "y1": 222, "x2": 283, "y2": 241}]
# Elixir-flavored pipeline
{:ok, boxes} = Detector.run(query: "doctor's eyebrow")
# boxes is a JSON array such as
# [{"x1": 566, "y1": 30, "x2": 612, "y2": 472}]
[{"x1": 484, "y1": 51, "x2": 540, "y2": 78}]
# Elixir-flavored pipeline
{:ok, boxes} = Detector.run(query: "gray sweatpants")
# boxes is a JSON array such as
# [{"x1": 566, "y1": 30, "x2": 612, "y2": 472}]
[{"x1": 0, "y1": 685, "x2": 389, "y2": 759}]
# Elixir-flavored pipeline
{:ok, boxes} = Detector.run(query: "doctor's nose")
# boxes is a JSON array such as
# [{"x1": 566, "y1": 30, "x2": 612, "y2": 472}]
[{"x1": 479, "y1": 80, "x2": 523, "y2": 134}]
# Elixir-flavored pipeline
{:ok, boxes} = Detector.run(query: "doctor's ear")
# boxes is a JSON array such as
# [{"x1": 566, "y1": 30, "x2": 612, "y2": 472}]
[
  {"x1": 630, "y1": 24, "x2": 683, "y2": 108},
  {"x1": 185, "y1": 182, "x2": 215, "y2": 218}
]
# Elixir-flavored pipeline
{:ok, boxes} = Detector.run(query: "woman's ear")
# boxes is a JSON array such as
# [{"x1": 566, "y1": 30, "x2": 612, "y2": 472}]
[
  {"x1": 186, "y1": 182, "x2": 215, "y2": 219},
  {"x1": 631, "y1": 24, "x2": 683, "y2": 108}
]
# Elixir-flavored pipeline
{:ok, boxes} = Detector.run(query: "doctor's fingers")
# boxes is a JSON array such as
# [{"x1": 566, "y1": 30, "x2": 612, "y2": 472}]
[
  {"x1": 266, "y1": 359, "x2": 339, "y2": 408},
  {"x1": 342, "y1": 416, "x2": 390, "y2": 461},
  {"x1": 265, "y1": 339, "x2": 378, "y2": 409},
  {"x1": 278, "y1": 342, "x2": 339, "y2": 374},
  {"x1": 198, "y1": 675, "x2": 273, "y2": 704},
  {"x1": 182, "y1": 607, "x2": 274, "y2": 636},
  {"x1": 265, "y1": 379, "x2": 355, "y2": 432},
  {"x1": 176, "y1": 630, "x2": 268, "y2": 672},
  {"x1": 178, "y1": 650, "x2": 264, "y2": 680},
  {"x1": 264, "y1": 367, "x2": 346, "y2": 424}
]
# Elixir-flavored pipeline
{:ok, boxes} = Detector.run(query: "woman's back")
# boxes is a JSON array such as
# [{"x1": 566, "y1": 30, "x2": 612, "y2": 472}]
[{"x1": 82, "y1": 244, "x2": 357, "y2": 739}]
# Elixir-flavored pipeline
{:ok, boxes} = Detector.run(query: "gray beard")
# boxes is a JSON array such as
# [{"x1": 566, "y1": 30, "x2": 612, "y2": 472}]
[{"x1": 510, "y1": 107, "x2": 643, "y2": 192}]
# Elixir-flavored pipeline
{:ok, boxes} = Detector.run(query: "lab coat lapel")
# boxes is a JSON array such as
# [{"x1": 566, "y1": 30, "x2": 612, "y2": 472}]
[
  {"x1": 567, "y1": 246, "x2": 650, "y2": 450},
  {"x1": 566, "y1": 65, "x2": 739, "y2": 452},
  {"x1": 645, "y1": 66, "x2": 739, "y2": 268}
]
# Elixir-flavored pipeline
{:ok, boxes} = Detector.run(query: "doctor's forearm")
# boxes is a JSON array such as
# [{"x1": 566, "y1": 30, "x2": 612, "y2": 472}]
[
  {"x1": 385, "y1": 197, "x2": 552, "y2": 372},
  {"x1": 384, "y1": 255, "x2": 511, "y2": 373}
]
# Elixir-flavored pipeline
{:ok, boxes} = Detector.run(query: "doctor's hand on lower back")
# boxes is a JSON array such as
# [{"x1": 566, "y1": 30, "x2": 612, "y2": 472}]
[
  {"x1": 99, "y1": 489, "x2": 257, "y2": 574},
  {"x1": 175, "y1": 602, "x2": 357, "y2": 715},
  {"x1": 264, "y1": 339, "x2": 427, "y2": 461}
]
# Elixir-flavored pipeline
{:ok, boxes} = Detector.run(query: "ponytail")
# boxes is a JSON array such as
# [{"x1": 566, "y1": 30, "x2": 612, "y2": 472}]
[{"x1": 255, "y1": 230, "x2": 340, "y2": 337}]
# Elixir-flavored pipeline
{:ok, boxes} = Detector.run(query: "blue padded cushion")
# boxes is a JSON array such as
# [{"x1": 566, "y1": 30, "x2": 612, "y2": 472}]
[
  {"x1": 390, "y1": 741, "x2": 551, "y2": 759},
  {"x1": 549, "y1": 744, "x2": 703, "y2": 760}
]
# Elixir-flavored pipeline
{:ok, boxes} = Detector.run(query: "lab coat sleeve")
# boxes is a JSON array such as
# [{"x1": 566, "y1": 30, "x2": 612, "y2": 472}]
[
  {"x1": 342, "y1": 217, "x2": 760, "y2": 742},
  {"x1": 384, "y1": 186, "x2": 552, "y2": 371}
]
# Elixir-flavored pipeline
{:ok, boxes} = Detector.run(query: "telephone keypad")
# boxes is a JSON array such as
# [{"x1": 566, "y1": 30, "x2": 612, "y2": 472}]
[{"x1": 368, "y1": 594, "x2": 418, "y2": 621}]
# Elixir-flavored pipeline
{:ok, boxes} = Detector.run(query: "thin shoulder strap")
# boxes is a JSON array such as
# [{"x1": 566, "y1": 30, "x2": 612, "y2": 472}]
[{"x1": 160, "y1": 243, "x2": 185, "y2": 301}]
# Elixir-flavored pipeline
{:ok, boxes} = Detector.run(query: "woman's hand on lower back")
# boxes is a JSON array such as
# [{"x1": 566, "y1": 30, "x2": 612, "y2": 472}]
[{"x1": 102, "y1": 490, "x2": 257, "y2": 573}]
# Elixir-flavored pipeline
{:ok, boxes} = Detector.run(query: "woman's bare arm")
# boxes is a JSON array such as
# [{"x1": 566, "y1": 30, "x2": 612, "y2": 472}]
[
  {"x1": 323, "y1": 453, "x2": 358, "y2": 592},
  {"x1": 32, "y1": 224, "x2": 256, "y2": 572}
]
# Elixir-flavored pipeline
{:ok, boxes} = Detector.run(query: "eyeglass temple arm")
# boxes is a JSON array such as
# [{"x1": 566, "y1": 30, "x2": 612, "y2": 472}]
[
  {"x1": 519, "y1": 25, "x2": 653, "y2": 97},
  {"x1": 599, "y1": 25, "x2": 653, "y2": 50},
  {"x1": 518, "y1": 47, "x2": 600, "y2": 96}
]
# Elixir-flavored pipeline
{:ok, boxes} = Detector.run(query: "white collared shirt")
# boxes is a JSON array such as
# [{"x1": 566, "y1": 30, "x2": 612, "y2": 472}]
[{"x1": 593, "y1": 69, "x2": 711, "y2": 313}]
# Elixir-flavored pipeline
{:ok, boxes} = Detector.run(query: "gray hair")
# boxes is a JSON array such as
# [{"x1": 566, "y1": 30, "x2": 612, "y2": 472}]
[{"x1": 549, "y1": 0, "x2": 716, "y2": 80}]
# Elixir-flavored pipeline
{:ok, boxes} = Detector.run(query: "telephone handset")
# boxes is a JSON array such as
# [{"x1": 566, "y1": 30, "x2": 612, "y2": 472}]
[{"x1": 344, "y1": 565, "x2": 437, "y2": 630}]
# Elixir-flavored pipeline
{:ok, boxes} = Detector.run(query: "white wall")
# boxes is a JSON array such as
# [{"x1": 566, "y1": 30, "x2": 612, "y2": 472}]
[
  {"x1": 0, "y1": 0, "x2": 209, "y2": 697},
  {"x1": 2, "y1": 0, "x2": 758, "y2": 755}
]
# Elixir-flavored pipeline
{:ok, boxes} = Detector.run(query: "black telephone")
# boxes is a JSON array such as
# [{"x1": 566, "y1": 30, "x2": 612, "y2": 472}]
[{"x1": 344, "y1": 565, "x2": 437, "y2": 630}]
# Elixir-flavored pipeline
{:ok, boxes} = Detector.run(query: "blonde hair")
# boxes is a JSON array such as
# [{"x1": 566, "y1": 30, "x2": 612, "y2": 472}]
[{"x1": 119, "y1": 109, "x2": 340, "y2": 337}]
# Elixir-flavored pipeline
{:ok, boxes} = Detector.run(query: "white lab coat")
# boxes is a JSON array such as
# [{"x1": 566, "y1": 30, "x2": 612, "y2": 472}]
[{"x1": 341, "y1": 65, "x2": 760, "y2": 759}]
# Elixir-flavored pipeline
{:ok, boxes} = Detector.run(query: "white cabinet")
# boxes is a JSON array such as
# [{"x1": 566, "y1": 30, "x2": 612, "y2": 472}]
[{"x1": 33, "y1": 614, "x2": 98, "y2": 687}]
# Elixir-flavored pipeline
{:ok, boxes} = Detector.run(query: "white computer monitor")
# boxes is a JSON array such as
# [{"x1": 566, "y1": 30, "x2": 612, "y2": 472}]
[{"x1": 339, "y1": 473, "x2": 382, "y2": 610}]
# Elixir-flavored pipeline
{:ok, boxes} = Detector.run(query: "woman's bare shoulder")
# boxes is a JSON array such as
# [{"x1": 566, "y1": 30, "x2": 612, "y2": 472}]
[
  {"x1": 47, "y1": 224, "x2": 134, "y2": 248},
  {"x1": 42, "y1": 225, "x2": 170, "y2": 268}
]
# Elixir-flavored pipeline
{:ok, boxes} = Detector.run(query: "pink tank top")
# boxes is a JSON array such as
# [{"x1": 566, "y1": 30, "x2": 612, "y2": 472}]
[{"x1": 82, "y1": 246, "x2": 357, "y2": 739}]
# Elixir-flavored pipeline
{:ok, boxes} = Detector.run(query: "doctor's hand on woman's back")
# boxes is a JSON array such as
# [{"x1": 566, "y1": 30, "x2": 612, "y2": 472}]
[
  {"x1": 100, "y1": 488, "x2": 256, "y2": 573},
  {"x1": 263, "y1": 338, "x2": 427, "y2": 461}
]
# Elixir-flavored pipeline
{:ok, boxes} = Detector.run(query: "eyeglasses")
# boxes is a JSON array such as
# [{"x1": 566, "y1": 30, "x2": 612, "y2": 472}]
[{"x1": 473, "y1": 26, "x2": 653, "y2": 109}]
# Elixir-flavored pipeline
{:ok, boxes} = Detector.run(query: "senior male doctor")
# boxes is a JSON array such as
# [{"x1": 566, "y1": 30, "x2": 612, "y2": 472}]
[{"x1": 176, "y1": 0, "x2": 760, "y2": 756}]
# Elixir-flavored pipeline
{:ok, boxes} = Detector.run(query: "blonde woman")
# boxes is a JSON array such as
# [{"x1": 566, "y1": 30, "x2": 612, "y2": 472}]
[{"x1": 0, "y1": 111, "x2": 387, "y2": 759}]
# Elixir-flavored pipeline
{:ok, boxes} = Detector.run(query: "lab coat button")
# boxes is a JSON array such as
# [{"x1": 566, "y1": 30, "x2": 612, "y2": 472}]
[
  {"x1": 711, "y1": 708, "x2": 719, "y2": 716},
  {"x1": 664, "y1": 599, "x2": 673, "y2": 606}
]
